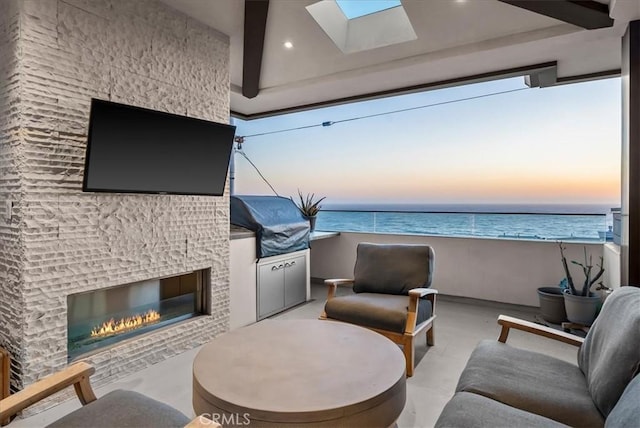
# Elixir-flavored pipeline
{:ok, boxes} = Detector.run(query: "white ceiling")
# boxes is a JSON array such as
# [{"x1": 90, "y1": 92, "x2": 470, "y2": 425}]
[{"x1": 160, "y1": 0, "x2": 635, "y2": 117}]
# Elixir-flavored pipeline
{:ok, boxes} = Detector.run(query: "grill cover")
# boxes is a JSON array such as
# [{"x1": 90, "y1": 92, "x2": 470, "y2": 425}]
[{"x1": 231, "y1": 195, "x2": 310, "y2": 258}]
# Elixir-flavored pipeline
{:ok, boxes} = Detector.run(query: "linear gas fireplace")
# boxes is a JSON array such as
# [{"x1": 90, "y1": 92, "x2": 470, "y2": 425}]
[{"x1": 67, "y1": 270, "x2": 209, "y2": 360}]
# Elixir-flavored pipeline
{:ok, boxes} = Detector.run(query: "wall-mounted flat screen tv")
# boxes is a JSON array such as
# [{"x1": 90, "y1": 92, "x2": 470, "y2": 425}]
[{"x1": 82, "y1": 99, "x2": 236, "y2": 196}]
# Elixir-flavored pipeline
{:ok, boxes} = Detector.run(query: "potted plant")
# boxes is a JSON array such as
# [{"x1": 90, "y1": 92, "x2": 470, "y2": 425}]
[
  {"x1": 537, "y1": 282, "x2": 567, "y2": 324},
  {"x1": 558, "y1": 242, "x2": 605, "y2": 326},
  {"x1": 292, "y1": 190, "x2": 325, "y2": 232}
]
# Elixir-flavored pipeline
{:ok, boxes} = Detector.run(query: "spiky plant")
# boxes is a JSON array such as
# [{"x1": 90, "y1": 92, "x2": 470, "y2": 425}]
[
  {"x1": 558, "y1": 242, "x2": 605, "y2": 296},
  {"x1": 292, "y1": 190, "x2": 325, "y2": 217}
]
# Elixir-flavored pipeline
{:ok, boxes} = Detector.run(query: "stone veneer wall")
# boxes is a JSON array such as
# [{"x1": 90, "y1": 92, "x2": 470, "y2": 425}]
[
  {"x1": 0, "y1": 0, "x2": 231, "y2": 404},
  {"x1": 0, "y1": 0, "x2": 25, "y2": 394}
]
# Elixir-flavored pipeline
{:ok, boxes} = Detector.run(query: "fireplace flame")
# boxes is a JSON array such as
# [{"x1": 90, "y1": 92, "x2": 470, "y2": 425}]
[{"x1": 90, "y1": 309, "x2": 161, "y2": 338}]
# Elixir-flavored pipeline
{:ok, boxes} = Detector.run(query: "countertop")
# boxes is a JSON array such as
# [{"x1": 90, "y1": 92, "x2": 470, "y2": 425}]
[
  {"x1": 230, "y1": 225, "x2": 256, "y2": 240},
  {"x1": 309, "y1": 231, "x2": 340, "y2": 240}
]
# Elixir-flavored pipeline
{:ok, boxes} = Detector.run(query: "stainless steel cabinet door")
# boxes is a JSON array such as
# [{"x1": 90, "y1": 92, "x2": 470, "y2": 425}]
[
  {"x1": 258, "y1": 261, "x2": 285, "y2": 319},
  {"x1": 284, "y1": 256, "x2": 306, "y2": 308}
]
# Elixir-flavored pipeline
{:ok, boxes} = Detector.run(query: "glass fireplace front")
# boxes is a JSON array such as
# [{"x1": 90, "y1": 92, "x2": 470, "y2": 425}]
[{"x1": 67, "y1": 270, "x2": 208, "y2": 360}]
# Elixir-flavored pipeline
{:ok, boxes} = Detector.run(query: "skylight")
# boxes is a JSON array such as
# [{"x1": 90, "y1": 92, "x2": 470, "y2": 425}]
[
  {"x1": 336, "y1": 0, "x2": 402, "y2": 19},
  {"x1": 306, "y1": 0, "x2": 416, "y2": 54}
]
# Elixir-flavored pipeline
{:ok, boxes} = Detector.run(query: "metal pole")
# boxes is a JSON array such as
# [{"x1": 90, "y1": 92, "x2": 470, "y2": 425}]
[
  {"x1": 229, "y1": 143, "x2": 236, "y2": 196},
  {"x1": 229, "y1": 117, "x2": 237, "y2": 196}
]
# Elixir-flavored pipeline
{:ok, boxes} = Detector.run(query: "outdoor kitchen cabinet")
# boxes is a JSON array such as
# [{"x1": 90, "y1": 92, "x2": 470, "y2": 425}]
[
  {"x1": 230, "y1": 233, "x2": 258, "y2": 329},
  {"x1": 257, "y1": 249, "x2": 309, "y2": 320}
]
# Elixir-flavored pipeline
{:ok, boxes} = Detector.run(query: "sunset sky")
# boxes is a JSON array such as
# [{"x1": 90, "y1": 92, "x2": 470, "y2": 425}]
[{"x1": 233, "y1": 76, "x2": 621, "y2": 206}]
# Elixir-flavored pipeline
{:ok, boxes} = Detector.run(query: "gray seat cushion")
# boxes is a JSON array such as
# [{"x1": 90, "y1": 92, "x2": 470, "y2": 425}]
[
  {"x1": 353, "y1": 243, "x2": 434, "y2": 295},
  {"x1": 578, "y1": 286, "x2": 640, "y2": 417},
  {"x1": 46, "y1": 389, "x2": 191, "y2": 428},
  {"x1": 456, "y1": 340, "x2": 604, "y2": 427},
  {"x1": 605, "y1": 374, "x2": 640, "y2": 427},
  {"x1": 324, "y1": 293, "x2": 432, "y2": 333},
  {"x1": 435, "y1": 391, "x2": 569, "y2": 428}
]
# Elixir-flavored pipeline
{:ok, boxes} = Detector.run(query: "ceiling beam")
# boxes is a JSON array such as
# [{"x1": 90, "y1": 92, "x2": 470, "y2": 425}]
[
  {"x1": 232, "y1": 62, "x2": 561, "y2": 120},
  {"x1": 497, "y1": 0, "x2": 614, "y2": 29},
  {"x1": 242, "y1": 0, "x2": 270, "y2": 99}
]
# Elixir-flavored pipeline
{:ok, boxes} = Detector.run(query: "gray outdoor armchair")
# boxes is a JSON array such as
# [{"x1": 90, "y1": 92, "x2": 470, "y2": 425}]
[
  {"x1": 320, "y1": 242, "x2": 437, "y2": 377},
  {"x1": 0, "y1": 361, "x2": 218, "y2": 428}
]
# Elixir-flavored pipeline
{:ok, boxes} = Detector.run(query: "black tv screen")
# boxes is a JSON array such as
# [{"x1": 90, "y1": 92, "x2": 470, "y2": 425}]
[{"x1": 82, "y1": 99, "x2": 236, "y2": 196}]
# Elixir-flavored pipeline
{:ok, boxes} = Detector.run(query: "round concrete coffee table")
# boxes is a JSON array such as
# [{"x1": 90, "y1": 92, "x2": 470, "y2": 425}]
[{"x1": 193, "y1": 319, "x2": 406, "y2": 427}]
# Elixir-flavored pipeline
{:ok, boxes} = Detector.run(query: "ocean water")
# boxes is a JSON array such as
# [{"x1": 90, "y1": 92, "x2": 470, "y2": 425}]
[{"x1": 315, "y1": 204, "x2": 615, "y2": 242}]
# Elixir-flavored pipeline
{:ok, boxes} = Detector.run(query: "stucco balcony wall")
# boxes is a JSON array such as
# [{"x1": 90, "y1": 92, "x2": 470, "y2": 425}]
[{"x1": 310, "y1": 232, "x2": 605, "y2": 307}]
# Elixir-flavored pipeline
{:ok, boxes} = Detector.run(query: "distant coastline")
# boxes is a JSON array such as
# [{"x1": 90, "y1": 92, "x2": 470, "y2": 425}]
[{"x1": 321, "y1": 203, "x2": 618, "y2": 215}]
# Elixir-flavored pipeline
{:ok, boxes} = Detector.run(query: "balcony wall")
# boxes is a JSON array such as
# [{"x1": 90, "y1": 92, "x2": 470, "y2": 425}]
[{"x1": 310, "y1": 232, "x2": 606, "y2": 307}]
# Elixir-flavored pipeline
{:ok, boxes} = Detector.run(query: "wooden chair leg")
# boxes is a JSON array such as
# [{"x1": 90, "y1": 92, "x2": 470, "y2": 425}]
[
  {"x1": 426, "y1": 324, "x2": 435, "y2": 346},
  {"x1": 403, "y1": 336, "x2": 415, "y2": 377},
  {"x1": 73, "y1": 375, "x2": 97, "y2": 405}
]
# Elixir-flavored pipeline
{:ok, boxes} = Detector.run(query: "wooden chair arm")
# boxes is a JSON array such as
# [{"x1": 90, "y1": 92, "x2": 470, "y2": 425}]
[
  {"x1": 406, "y1": 289, "x2": 438, "y2": 334},
  {"x1": 324, "y1": 279, "x2": 354, "y2": 300},
  {"x1": 324, "y1": 278, "x2": 355, "y2": 287},
  {"x1": 185, "y1": 415, "x2": 222, "y2": 428},
  {"x1": 320, "y1": 279, "x2": 354, "y2": 319},
  {"x1": 408, "y1": 288, "x2": 438, "y2": 298},
  {"x1": 497, "y1": 315, "x2": 584, "y2": 346},
  {"x1": 0, "y1": 362, "x2": 97, "y2": 422}
]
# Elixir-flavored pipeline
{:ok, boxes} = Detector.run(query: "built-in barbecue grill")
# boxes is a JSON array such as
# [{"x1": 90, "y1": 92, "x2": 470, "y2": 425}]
[{"x1": 231, "y1": 195, "x2": 310, "y2": 258}]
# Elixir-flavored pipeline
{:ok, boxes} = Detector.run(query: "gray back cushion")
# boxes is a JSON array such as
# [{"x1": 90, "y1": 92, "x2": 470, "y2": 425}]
[
  {"x1": 578, "y1": 286, "x2": 640, "y2": 416},
  {"x1": 353, "y1": 243, "x2": 434, "y2": 295},
  {"x1": 605, "y1": 374, "x2": 640, "y2": 428}
]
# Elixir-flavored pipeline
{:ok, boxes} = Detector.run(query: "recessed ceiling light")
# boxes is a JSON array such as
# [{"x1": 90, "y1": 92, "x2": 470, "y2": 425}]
[
  {"x1": 455, "y1": 0, "x2": 467, "y2": 3},
  {"x1": 284, "y1": 41, "x2": 294, "y2": 49}
]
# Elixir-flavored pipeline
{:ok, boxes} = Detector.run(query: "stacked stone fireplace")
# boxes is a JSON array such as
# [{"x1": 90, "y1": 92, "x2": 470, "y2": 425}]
[
  {"x1": 0, "y1": 0, "x2": 231, "y2": 408},
  {"x1": 67, "y1": 270, "x2": 209, "y2": 361}
]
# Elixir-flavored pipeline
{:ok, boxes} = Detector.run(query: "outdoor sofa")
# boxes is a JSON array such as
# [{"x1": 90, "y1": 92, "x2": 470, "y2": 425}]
[{"x1": 436, "y1": 286, "x2": 640, "y2": 427}]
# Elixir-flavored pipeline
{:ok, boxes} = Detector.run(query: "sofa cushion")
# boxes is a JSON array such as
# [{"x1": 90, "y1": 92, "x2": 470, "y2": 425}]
[
  {"x1": 578, "y1": 286, "x2": 640, "y2": 417},
  {"x1": 324, "y1": 293, "x2": 432, "y2": 333},
  {"x1": 435, "y1": 391, "x2": 569, "y2": 428},
  {"x1": 605, "y1": 374, "x2": 640, "y2": 427},
  {"x1": 46, "y1": 390, "x2": 191, "y2": 428},
  {"x1": 353, "y1": 243, "x2": 434, "y2": 295},
  {"x1": 456, "y1": 340, "x2": 604, "y2": 427}
]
